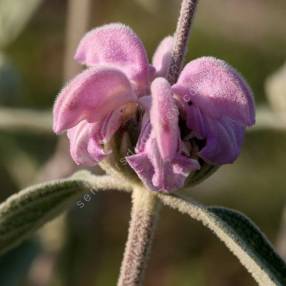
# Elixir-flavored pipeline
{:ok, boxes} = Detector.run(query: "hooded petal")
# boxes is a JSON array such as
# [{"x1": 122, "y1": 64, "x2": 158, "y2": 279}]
[
  {"x1": 150, "y1": 78, "x2": 179, "y2": 161},
  {"x1": 53, "y1": 66, "x2": 135, "y2": 133},
  {"x1": 152, "y1": 36, "x2": 173, "y2": 77},
  {"x1": 67, "y1": 121, "x2": 98, "y2": 166},
  {"x1": 199, "y1": 117, "x2": 245, "y2": 164},
  {"x1": 173, "y1": 57, "x2": 255, "y2": 126},
  {"x1": 74, "y1": 23, "x2": 150, "y2": 92}
]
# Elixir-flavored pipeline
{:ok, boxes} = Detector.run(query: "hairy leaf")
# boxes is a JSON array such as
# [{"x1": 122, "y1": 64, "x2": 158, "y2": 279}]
[
  {"x1": 0, "y1": 171, "x2": 130, "y2": 255},
  {"x1": 157, "y1": 194, "x2": 286, "y2": 286}
]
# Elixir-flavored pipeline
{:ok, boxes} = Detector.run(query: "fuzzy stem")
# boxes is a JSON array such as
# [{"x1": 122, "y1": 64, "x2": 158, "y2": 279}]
[
  {"x1": 117, "y1": 1, "x2": 199, "y2": 284},
  {"x1": 117, "y1": 187, "x2": 160, "y2": 286},
  {"x1": 167, "y1": 0, "x2": 198, "y2": 84}
]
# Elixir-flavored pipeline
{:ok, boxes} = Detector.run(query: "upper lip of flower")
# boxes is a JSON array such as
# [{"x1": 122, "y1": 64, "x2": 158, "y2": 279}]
[
  {"x1": 53, "y1": 23, "x2": 169, "y2": 167},
  {"x1": 74, "y1": 23, "x2": 153, "y2": 95},
  {"x1": 53, "y1": 65, "x2": 137, "y2": 134}
]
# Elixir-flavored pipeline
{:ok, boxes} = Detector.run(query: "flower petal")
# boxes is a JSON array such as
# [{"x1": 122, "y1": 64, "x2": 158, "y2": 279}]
[
  {"x1": 138, "y1": 95, "x2": 151, "y2": 111},
  {"x1": 98, "y1": 109, "x2": 122, "y2": 143},
  {"x1": 87, "y1": 137, "x2": 110, "y2": 162},
  {"x1": 185, "y1": 105, "x2": 207, "y2": 139},
  {"x1": 53, "y1": 66, "x2": 135, "y2": 133},
  {"x1": 152, "y1": 36, "x2": 173, "y2": 77},
  {"x1": 173, "y1": 155, "x2": 200, "y2": 178},
  {"x1": 126, "y1": 152, "x2": 155, "y2": 191},
  {"x1": 199, "y1": 117, "x2": 245, "y2": 164},
  {"x1": 74, "y1": 23, "x2": 150, "y2": 92},
  {"x1": 127, "y1": 135, "x2": 200, "y2": 192},
  {"x1": 135, "y1": 117, "x2": 151, "y2": 153},
  {"x1": 150, "y1": 78, "x2": 179, "y2": 161},
  {"x1": 173, "y1": 57, "x2": 255, "y2": 126},
  {"x1": 67, "y1": 121, "x2": 97, "y2": 166},
  {"x1": 148, "y1": 138, "x2": 199, "y2": 192}
]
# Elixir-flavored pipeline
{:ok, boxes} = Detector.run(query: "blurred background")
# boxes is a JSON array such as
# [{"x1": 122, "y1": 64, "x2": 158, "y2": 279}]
[{"x1": 0, "y1": 0, "x2": 285, "y2": 285}]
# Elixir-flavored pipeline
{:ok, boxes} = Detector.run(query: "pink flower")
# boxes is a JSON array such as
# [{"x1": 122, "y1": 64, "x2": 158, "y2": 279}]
[
  {"x1": 53, "y1": 23, "x2": 255, "y2": 192},
  {"x1": 53, "y1": 23, "x2": 153, "y2": 165}
]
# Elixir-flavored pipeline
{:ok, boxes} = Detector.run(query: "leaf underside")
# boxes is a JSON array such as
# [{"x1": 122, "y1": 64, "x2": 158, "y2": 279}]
[
  {"x1": 0, "y1": 179, "x2": 87, "y2": 255},
  {"x1": 1, "y1": 170, "x2": 285, "y2": 286},
  {"x1": 158, "y1": 194, "x2": 286, "y2": 286},
  {"x1": 0, "y1": 171, "x2": 130, "y2": 256},
  {"x1": 209, "y1": 207, "x2": 286, "y2": 285}
]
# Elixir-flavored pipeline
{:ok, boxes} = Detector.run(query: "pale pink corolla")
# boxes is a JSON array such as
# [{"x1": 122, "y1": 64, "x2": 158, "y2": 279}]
[{"x1": 53, "y1": 23, "x2": 255, "y2": 192}]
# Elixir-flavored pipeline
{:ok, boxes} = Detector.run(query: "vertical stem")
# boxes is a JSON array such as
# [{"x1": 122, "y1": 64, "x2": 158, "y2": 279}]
[
  {"x1": 117, "y1": 187, "x2": 160, "y2": 286},
  {"x1": 167, "y1": 0, "x2": 198, "y2": 84},
  {"x1": 118, "y1": 1, "x2": 199, "y2": 285}
]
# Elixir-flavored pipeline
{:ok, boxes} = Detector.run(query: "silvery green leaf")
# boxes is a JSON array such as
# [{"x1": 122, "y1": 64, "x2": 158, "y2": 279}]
[
  {"x1": 0, "y1": 171, "x2": 131, "y2": 255},
  {"x1": 157, "y1": 193, "x2": 286, "y2": 286},
  {"x1": 0, "y1": 0, "x2": 42, "y2": 48}
]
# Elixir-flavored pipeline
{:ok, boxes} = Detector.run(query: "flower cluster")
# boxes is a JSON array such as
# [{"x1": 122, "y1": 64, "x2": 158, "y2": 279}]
[{"x1": 53, "y1": 23, "x2": 255, "y2": 192}]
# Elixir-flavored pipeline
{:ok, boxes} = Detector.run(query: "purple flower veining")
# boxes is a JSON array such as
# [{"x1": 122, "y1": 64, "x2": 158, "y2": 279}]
[{"x1": 53, "y1": 23, "x2": 255, "y2": 193}]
